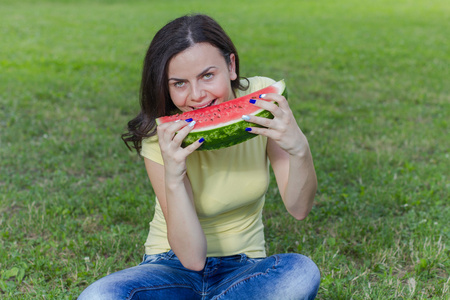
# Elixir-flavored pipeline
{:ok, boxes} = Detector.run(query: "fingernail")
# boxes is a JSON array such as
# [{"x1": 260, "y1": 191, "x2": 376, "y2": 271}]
[
  {"x1": 245, "y1": 127, "x2": 252, "y2": 132},
  {"x1": 259, "y1": 94, "x2": 266, "y2": 99},
  {"x1": 175, "y1": 119, "x2": 181, "y2": 123},
  {"x1": 188, "y1": 121, "x2": 196, "y2": 127},
  {"x1": 199, "y1": 137, "x2": 205, "y2": 143},
  {"x1": 242, "y1": 115, "x2": 250, "y2": 121},
  {"x1": 185, "y1": 118, "x2": 193, "y2": 122},
  {"x1": 249, "y1": 99, "x2": 256, "y2": 104}
]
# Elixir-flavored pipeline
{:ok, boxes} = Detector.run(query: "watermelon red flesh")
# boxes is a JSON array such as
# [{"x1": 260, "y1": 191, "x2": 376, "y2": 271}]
[{"x1": 156, "y1": 80, "x2": 286, "y2": 151}]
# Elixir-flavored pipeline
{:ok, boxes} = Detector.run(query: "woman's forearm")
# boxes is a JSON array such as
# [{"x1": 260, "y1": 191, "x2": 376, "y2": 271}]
[
  {"x1": 282, "y1": 148, "x2": 317, "y2": 220},
  {"x1": 164, "y1": 174, "x2": 207, "y2": 271}
]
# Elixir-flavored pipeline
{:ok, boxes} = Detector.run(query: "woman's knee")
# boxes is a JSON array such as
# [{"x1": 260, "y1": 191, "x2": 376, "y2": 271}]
[
  {"x1": 276, "y1": 253, "x2": 321, "y2": 297},
  {"x1": 279, "y1": 253, "x2": 319, "y2": 275},
  {"x1": 77, "y1": 270, "x2": 137, "y2": 300},
  {"x1": 78, "y1": 280, "x2": 120, "y2": 300}
]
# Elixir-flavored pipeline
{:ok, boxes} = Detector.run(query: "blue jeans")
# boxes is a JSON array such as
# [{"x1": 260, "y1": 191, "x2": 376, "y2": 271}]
[{"x1": 78, "y1": 250, "x2": 320, "y2": 299}]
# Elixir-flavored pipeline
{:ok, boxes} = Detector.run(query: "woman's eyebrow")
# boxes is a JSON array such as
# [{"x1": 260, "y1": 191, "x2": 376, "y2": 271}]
[
  {"x1": 168, "y1": 77, "x2": 185, "y2": 82},
  {"x1": 168, "y1": 66, "x2": 218, "y2": 82},
  {"x1": 196, "y1": 66, "x2": 217, "y2": 77}
]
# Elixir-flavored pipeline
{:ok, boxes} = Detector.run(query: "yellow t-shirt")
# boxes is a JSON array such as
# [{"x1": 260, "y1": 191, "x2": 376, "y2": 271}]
[{"x1": 141, "y1": 76, "x2": 276, "y2": 258}]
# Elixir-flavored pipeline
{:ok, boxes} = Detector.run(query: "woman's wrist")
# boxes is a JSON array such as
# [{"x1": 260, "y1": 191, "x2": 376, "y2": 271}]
[
  {"x1": 164, "y1": 173, "x2": 186, "y2": 190},
  {"x1": 289, "y1": 135, "x2": 311, "y2": 158},
  {"x1": 163, "y1": 162, "x2": 187, "y2": 178}
]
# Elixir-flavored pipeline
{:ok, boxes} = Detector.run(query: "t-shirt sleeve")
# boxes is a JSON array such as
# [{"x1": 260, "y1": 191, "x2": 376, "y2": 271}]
[
  {"x1": 253, "y1": 76, "x2": 276, "y2": 90},
  {"x1": 237, "y1": 76, "x2": 277, "y2": 97},
  {"x1": 141, "y1": 135, "x2": 164, "y2": 165}
]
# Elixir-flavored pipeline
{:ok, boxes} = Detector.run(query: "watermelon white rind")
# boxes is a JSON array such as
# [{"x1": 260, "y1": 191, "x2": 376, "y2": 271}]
[{"x1": 156, "y1": 80, "x2": 287, "y2": 151}]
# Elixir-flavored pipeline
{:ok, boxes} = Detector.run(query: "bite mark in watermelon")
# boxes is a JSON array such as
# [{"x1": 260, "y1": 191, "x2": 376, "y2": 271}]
[{"x1": 156, "y1": 80, "x2": 287, "y2": 151}]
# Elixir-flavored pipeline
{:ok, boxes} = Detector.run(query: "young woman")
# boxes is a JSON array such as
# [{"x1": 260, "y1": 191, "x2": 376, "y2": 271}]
[{"x1": 79, "y1": 14, "x2": 320, "y2": 300}]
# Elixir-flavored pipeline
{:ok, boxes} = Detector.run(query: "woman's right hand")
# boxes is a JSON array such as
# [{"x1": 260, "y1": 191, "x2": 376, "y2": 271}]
[{"x1": 157, "y1": 119, "x2": 204, "y2": 177}]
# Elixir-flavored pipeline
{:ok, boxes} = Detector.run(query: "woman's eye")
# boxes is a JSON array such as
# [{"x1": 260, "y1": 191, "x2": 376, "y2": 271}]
[
  {"x1": 204, "y1": 73, "x2": 213, "y2": 80},
  {"x1": 174, "y1": 81, "x2": 185, "y2": 88}
]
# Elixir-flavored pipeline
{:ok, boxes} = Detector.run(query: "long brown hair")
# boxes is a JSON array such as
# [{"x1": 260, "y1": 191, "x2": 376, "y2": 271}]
[{"x1": 122, "y1": 14, "x2": 247, "y2": 154}]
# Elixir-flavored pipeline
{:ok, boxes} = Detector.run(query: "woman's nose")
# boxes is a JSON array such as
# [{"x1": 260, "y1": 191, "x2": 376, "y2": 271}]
[{"x1": 190, "y1": 83, "x2": 206, "y2": 102}]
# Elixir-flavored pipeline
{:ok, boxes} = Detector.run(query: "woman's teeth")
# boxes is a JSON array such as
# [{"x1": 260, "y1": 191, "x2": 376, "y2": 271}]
[{"x1": 194, "y1": 100, "x2": 215, "y2": 110}]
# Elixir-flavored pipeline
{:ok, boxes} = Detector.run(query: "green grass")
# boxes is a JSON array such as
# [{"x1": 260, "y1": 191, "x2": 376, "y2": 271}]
[{"x1": 1, "y1": 0, "x2": 449, "y2": 299}]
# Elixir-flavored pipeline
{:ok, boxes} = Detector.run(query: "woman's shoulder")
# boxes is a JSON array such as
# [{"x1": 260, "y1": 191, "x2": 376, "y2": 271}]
[
  {"x1": 247, "y1": 76, "x2": 276, "y2": 86},
  {"x1": 238, "y1": 76, "x2": 276, "y2": 97}
]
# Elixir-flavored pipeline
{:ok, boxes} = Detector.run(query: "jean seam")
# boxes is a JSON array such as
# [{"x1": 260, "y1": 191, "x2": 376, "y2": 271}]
[
  {"x1": 212, "y1": 255, "x2": 280, "y2": 299},
  {"x1": 126, "y1": 283, "x2": 201, "y2": 300},
  {"x1": 140, "y1": 253, "x2": 167, "y2": 265},
  {"x1": 202, "y1": 257, "x2": 221, "y2": 299},
  {"x1": 165, "y1": 249, "x2": 177, "y2": 260}
]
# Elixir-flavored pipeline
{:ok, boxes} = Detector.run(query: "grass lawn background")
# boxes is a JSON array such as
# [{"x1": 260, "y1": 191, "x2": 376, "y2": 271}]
[{"x1": 0, "y1": 0, "x2": 449, "y2": 298}]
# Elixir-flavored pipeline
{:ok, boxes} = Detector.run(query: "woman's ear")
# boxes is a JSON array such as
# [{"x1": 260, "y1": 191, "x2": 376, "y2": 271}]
[{"x1": 228, "y1": 53, "x2": 237, "y2": 81}]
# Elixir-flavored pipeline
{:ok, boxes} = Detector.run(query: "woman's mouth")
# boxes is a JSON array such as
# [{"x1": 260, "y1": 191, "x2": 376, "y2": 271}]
[{"x1": 191, "y1": 99, "x2": 216, "y2": 110}]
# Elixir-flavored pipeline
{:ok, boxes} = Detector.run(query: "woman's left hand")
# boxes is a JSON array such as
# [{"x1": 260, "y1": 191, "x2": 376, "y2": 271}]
[{"x1": 243, "y1": 93, "x2": 308, "y2": 156}]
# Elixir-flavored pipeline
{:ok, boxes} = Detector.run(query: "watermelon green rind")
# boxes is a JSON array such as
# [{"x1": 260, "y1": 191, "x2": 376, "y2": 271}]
[{"x1": 182, "y1": 109, "x2": 274, "y2": 150}]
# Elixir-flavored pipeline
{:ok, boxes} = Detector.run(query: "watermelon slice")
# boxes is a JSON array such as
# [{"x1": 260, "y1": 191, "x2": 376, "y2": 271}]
[{"x1": 156, "y1": 80, "x2": 287, "y2": 151}]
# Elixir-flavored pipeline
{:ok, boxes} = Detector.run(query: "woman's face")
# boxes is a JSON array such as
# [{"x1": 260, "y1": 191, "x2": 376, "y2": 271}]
[{"x1": 167, "y1": 43, "x2": 237, "y2": 112}]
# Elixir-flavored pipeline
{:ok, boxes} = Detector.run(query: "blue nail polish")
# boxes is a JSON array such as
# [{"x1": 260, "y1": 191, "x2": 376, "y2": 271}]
[
  {"x1": 259, "y1": 94, "x2": 266, "y2": 99},
  {"x1": 245, "y1": 127, "x2": 252, "y2": 132},
  {"x1": 242, "y1": 115, "x2": 250, "y2": 121},
  {"x1": 185, "y1": 118, "x2": 193, "y2": 122},
  {"x1": 249, "y1": 99, "x2": 256, "y2": 104},
  {"x1": 199, "y1": 137, "x2": 205, "y2": 143}
]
